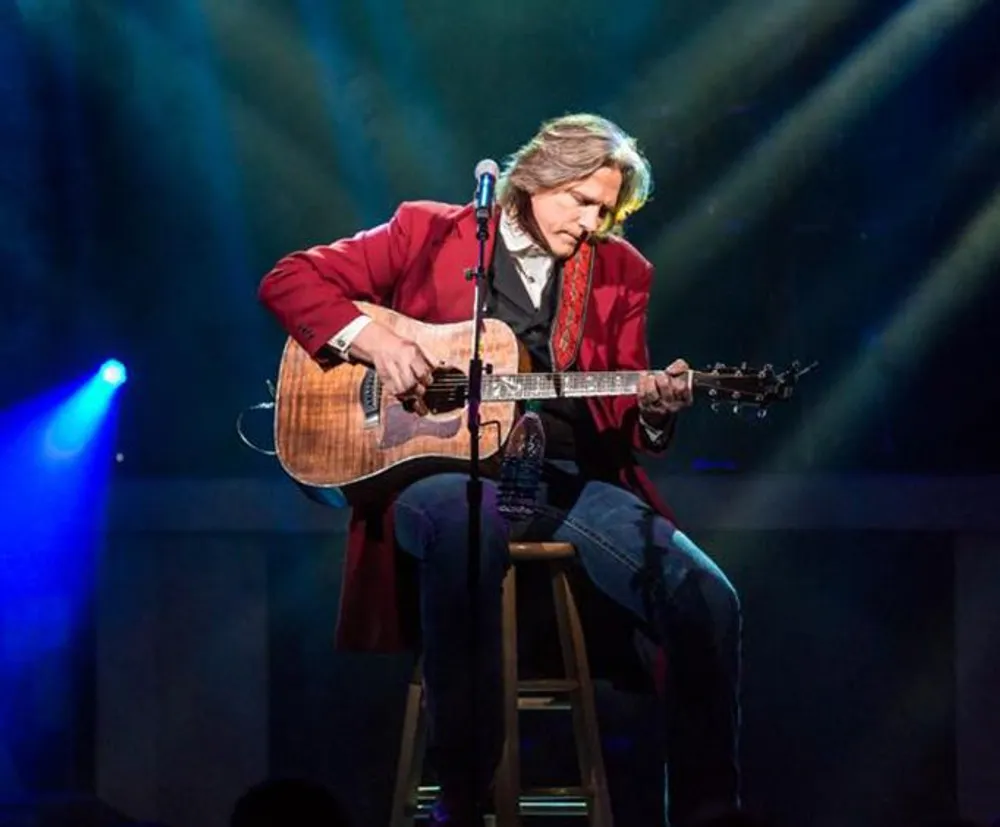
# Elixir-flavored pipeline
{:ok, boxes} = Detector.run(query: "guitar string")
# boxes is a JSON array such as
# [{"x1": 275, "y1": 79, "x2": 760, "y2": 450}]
[
  {"x1": 416, "y1": 370, "x2": 760, "y2": 384},
  {"x1": 416, "y1": 373, "x2": 768, "y2": 390}
]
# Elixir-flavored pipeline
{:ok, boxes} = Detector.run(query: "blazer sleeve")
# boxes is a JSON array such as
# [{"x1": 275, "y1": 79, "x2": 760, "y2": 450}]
[
  {"x1": 258, "y1": 203, "x2": 416, "y2": 359},
  {"x1": 609, "y1": 260, "x2": 676, "y2": 455}
]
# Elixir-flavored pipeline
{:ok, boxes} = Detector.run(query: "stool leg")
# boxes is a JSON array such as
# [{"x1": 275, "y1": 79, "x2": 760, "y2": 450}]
[
  {"x1": 493, "y1": 565, "x2": 522, "y2": 827},
  {"x1": 551, "y1": 567, "x2": 614, "y2": 827},
  {"x1": 391, "y1": 657, "x2": 427, "y2": 827}
]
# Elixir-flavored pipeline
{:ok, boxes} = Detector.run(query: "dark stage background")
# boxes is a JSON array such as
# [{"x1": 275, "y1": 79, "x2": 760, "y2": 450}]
[
  {"x1": 2, "y1": 1, "x2": 1000, "y2": 826},
  {"x1": 88, "y1": 485, "x2": 1000, "y2": 827}
]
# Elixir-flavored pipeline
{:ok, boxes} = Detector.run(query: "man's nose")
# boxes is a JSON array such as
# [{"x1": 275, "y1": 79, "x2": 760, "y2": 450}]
[{"x1": 579, "y1": 207, "x2": 601, "y2": 232}]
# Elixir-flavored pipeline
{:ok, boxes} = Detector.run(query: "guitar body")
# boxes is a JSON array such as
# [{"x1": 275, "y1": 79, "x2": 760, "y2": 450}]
[{"x1": 273, "y1": 302, "x2": 524, "y2": 506}]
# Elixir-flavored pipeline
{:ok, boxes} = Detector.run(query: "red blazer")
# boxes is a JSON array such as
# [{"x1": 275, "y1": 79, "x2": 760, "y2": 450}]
[{"x1": 259, "y1": 201, "x2": 675, "y2": 652}]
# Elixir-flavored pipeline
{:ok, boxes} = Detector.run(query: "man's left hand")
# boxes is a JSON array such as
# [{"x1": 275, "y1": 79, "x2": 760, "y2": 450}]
[{"x1": 636, "y1": 358, "x2": 693, "y2": 425}]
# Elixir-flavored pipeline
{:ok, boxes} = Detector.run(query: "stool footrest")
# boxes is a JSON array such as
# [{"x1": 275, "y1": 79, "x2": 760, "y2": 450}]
[
  {"x1": 407, "y1": 785, "x2": 591, "y2": 817},
  {"x1": 517, "y1": 696, "x2": 572, "y2": 711},
  {"x1": 518, "y1": 679, "x2": 578, "y2": 693},
  {"x1": 520, "y1": 785, "x2": 588, "y2": 798},
  {"x1": 519, "y1": 786, "x2": 591, "y2": 816}
]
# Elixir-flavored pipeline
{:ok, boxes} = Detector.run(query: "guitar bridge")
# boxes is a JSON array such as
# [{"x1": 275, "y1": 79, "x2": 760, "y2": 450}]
[{"x1": 360, "y1": 368, "x2": 381, "y2": 427}]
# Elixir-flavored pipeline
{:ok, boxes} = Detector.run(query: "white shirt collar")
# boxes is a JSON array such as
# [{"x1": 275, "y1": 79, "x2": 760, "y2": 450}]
[{"x1": 499, "y1": 210, "x2": 551, "y2": 259}]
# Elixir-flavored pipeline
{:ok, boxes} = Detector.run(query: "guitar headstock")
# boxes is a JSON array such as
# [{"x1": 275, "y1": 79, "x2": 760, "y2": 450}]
[{"x1": 692, "y1": 361, "x2": 817, "y2": 417}]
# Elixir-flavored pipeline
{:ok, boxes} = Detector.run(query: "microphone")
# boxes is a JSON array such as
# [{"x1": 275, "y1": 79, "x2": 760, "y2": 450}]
[{"x1": 474, "y1": 158, "x2": 499, "y2": 220}]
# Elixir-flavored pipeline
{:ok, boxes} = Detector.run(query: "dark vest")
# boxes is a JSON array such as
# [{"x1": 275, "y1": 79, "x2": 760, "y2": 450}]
[{"x1": 485, "y1": 238, "x2": 610, "y2": 478}]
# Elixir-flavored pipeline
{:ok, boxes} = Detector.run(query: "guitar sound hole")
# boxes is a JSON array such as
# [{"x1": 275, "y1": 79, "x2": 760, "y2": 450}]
[
  {"x1": 365, "y1": 366, "x2": 470, "y2": 418},
  {"x1": 423, "y1": 367, "x2": 468, "y2": 415}
]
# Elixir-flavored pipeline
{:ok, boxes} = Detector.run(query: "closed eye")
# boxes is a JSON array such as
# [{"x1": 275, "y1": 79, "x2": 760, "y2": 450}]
[{"x1": 572, "y1": 191, "x2": 614, "y2": 219}]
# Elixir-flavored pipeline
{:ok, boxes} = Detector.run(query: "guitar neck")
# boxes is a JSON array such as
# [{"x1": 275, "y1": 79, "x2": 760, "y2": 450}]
[{"x1": 483, "y1": 370, "x2": 709, "y2": 402}]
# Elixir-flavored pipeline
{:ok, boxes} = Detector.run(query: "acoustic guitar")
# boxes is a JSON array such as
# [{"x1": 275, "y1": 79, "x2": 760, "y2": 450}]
[{"x1": 272, "y1": 301, "x2": 811, "y2": 506}]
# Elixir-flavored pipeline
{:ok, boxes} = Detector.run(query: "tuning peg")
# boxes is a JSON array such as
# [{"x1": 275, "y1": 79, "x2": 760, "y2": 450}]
[
  {"x1": 731, "y1": 404, "x2": 741, "y2": 415},
  {"x1": 757, "y1": 408, "x2": 768, "y2": 420},
  {"x1": 710, "y1": 402, "x2": 721, "y2": 414}
]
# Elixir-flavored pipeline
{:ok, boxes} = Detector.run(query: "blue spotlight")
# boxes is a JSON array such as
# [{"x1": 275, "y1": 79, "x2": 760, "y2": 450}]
[
  {"x1": 100, "y1": 359, "x2": 127, "y2": 387},
  {"x1": 42, "y1": 360, "x2": 127, "y2": 459}
]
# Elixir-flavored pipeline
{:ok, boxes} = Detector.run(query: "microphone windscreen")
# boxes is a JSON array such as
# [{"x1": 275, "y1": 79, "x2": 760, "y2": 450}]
[{"x1": 474, "y1": 158, "x2": 500, "y2": 180}]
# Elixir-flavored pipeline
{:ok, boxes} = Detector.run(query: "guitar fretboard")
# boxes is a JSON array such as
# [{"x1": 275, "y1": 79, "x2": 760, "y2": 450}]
[
  {"x1": 475, "y1": 369, "x2": 769, "y2": 404},
  {"x1": 482, "y1": 371, "x2": 644, "y2": 402}
]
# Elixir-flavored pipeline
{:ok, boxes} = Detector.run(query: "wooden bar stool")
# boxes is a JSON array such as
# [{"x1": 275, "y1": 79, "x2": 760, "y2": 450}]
[{"x1": 390, "y1": 541, "x2": 613, "y2": 827}]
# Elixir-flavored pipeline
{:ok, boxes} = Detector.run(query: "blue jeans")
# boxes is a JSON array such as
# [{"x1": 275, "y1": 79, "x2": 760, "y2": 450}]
[{"x1": 394, "y1": 469, "x2": 741, "y2": 825}]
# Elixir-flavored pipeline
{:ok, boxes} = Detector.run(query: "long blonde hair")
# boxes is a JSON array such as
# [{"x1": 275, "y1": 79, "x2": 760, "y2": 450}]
[{"x1": 497, "y1": 113, "x2": 653, "y2": 239}]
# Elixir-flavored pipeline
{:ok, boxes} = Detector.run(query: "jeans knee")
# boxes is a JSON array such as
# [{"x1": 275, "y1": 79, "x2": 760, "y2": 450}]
[{"x1": 394, "y1": 473, "x2": 510, "y2": 582}]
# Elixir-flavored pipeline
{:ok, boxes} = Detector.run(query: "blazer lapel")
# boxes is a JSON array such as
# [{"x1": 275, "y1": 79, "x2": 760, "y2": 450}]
[{"x1": 410, "y1": 206, "x2": 502, "y2": 323}]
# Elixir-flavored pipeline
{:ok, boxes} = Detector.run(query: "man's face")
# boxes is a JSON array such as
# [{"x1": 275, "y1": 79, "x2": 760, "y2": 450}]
[{"x1": 528, "y1": 165, "x2": 623, "y2": 258}]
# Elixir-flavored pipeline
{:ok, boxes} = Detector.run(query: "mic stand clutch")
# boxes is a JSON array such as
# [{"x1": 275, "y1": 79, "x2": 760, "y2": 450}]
[{"x1": 462, "y1": 158, "x2": 498, "y2": 811}]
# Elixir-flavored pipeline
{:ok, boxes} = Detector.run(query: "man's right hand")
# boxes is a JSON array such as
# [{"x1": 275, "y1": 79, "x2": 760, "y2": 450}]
[{"x1": 348, "y1": 322, "x2": 436, "y2": 404}]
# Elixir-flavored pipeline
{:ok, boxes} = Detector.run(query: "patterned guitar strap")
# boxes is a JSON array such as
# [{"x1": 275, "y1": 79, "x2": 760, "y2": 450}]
[{"x1": 550, "y1": 240, "x2": 594, "y2": 371}]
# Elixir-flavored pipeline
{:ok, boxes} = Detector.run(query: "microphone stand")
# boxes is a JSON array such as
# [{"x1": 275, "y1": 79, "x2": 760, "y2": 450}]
[{"x1": 463, "y1": 203, "x2": 491, "y2": 811}]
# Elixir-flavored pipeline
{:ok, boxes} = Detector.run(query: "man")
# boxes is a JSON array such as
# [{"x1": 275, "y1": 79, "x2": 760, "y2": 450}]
[{"x1": 259, "y1": 113, "x2": 741, "y2": 826}]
